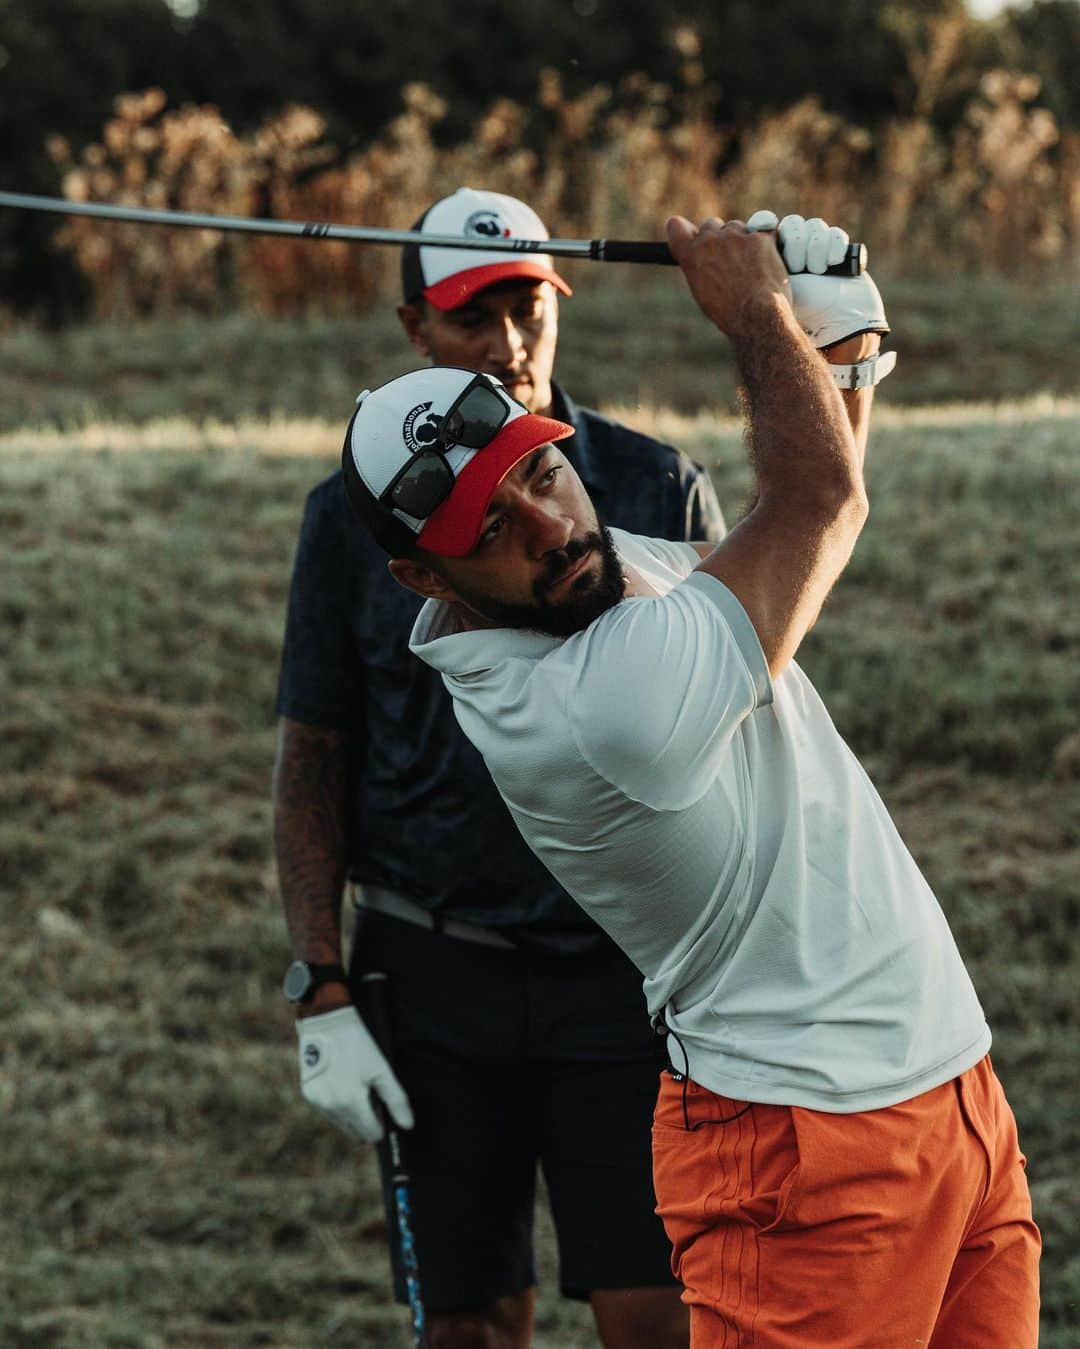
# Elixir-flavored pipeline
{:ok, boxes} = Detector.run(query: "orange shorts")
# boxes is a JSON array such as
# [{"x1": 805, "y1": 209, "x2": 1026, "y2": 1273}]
[{"x1": 652, "y1": 1055, "x2": 1040, "y2": 1348}]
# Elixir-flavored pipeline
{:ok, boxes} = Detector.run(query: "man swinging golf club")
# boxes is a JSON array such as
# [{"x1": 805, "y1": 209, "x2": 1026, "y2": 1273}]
[{"x1": 337, "y1": 211, "x2": 1040, "y2": 1346}]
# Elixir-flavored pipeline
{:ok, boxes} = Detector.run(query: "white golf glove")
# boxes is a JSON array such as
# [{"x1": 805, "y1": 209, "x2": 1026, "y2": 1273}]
[
  {"x1": 747, "y1": 209, "x2": 890, "y2": 348},
  {"x1": 296, "y1": 1005, "x2": 414, "y2": 1143}
]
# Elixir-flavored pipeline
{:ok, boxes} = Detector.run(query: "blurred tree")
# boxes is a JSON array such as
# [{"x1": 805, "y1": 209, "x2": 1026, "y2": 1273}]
[
  {"x1": 0, "y1": 0, "x2": 187, "y2": 319},
  {"x1": 181, "y1": 0, "x2": 691, "y2": 147},
  {"x1": 693, "y1": 0, "x2": 941, "y2": 124},
  {"x1": 182, "y1": 0, "x2": 993, "y2": 142},
  {"x1": 998, "y1": 0, "x2": 1080, "y2": 126},
  {"x1": 0, "y1": 0, "x2": 1072, "y2": 317}
]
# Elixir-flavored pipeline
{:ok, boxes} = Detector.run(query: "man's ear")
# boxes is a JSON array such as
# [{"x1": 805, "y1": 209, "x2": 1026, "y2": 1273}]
[
  {"x1": 397, "y1": 303, "x2": 430, "y2": 358},
  {"x1": 388, "y1": 556, "x2": 461, "y2": 603}
]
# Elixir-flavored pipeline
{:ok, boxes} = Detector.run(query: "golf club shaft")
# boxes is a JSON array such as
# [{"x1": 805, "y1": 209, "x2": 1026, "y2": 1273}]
[
  {"x1": 0, "y1": 189, "x2": 868, "y2": 275},
  {"x1": 358, "y1": 971, "x2": 426, "y2": 1349}
]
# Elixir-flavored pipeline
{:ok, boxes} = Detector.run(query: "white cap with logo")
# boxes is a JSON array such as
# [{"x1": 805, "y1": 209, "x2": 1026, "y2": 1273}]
[
  {"x1": 401, "y1": 188, "x2": 574, "y2": 311},
  {"x1": 342, "y1": 366, "x2": 575, "y2": 557}
]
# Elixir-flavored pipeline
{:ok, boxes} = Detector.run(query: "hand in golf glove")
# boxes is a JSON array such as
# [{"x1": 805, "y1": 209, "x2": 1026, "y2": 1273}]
[
  {"x1": 297, "y1": 1005, "x2": 414, "y2": 1143},
  {"x1": 747, "y1": 209, "x2": 890, "y2": 348}
]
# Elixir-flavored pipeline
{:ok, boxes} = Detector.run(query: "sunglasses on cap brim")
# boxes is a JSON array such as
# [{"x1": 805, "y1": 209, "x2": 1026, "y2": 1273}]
[{"x1": 379, "y1": 374, "x2": 516, "y2": 521}]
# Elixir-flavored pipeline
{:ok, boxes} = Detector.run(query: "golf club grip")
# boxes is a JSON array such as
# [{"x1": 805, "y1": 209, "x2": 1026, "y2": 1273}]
[{"x1": 598, "y1": 238, "x2": 867, "y2": 275}]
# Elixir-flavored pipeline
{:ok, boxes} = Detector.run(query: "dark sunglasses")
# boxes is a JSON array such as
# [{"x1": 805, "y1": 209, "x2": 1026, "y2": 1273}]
[{"x1": 380, "y1": 374, "x2": 513, "y2": 520}]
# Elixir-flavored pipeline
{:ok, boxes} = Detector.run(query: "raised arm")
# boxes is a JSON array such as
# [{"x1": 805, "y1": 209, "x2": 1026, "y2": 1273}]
[
  {"x1": 686, "y1": 326, "x2": 881, "y2": 570},
  {"x1": 667, "y1": 216, "x2": 869, "y2": 678}
]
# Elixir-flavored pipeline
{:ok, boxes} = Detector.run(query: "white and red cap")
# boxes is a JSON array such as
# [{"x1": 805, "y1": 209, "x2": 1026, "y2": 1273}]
[
  {"x1": 342, "y1": 367, "x2": 574, "y2": 557},
  {"x1": 401, "y1": 188, "x2": 573, "y2": 311}
]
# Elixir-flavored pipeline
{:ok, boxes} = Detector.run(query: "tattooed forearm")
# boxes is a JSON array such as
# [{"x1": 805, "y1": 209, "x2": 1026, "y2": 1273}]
[{"x1": 272, "y1": 717, "x2": 351, "y2": 964}]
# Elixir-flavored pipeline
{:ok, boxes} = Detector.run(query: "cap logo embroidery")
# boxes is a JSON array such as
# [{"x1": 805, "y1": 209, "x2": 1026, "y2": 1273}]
[
  {"x1": 402, "y1": 401, "x2": 441, "y2": 453},
  {"x1": 463, "y1": 209, "x2": 510, "y2": 240}
]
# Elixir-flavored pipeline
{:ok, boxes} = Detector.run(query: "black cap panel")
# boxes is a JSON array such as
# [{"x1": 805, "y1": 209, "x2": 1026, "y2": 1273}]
[{"x1": 340, "y1": 413, "x2": 420, "y2": 557}]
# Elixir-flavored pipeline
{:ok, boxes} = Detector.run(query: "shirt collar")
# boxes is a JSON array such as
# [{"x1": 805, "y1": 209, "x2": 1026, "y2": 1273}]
[
  {"x1": 410, "y1": 598, "x2": 561, "y2": 677},
  {"x1": 550, "y1": 381, "x2": 605, "y2": 499}
]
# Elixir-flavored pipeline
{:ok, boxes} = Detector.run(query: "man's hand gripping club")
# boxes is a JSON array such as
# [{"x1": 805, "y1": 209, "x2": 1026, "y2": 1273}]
[
  {"x1": 667, "y1": 210, "x2": 889, "y2": 350},
  {"x1": 669, "y1": 210, "x2": 890, "y2": 459},
  {"x1": 297, "y1": 1004, "x2": 414, "y2": 1143}
]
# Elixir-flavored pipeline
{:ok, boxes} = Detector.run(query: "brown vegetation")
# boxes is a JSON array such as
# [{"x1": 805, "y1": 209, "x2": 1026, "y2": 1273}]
[{"x1": 47, "y1": 26, "x2": 1078, "y2": 319}]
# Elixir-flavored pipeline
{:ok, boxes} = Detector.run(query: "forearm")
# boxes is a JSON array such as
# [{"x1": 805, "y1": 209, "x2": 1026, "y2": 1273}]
[
  {"x1": 689, "y1": 327, "x2": 875, "y2": 545},
  {"x1": 733, "y1": 296, "x2": 864, "y2": 510},
  {"x1": 272, "y1": 719, "x2": 351, "y2": 967}
]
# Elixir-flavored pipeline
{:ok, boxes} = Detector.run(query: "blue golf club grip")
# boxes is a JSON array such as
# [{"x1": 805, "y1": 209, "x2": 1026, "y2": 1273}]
[{"x1": 597, "y1": 238, "x2": 867, "y2": 275}]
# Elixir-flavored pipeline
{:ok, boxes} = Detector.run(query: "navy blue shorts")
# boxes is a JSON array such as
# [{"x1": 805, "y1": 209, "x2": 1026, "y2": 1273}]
[{"x1": 348, "y1": 909, "x2": 676, "y2": 1313}]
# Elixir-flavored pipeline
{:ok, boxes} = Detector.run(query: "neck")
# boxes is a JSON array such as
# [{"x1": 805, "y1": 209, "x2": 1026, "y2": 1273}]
[{"x1": 535, "y1": 381, "x2": 559, "y2": 420}]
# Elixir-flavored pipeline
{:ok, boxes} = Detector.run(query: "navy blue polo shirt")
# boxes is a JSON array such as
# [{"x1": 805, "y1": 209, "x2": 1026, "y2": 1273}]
[{"x1": 276, "y1": 384, "x2": 725, "y2": 953}]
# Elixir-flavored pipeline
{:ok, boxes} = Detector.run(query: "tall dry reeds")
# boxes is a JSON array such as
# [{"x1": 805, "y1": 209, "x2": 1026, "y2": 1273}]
[{"x1": 49, "y1": 51, "x2": 1077, "y2": 319}]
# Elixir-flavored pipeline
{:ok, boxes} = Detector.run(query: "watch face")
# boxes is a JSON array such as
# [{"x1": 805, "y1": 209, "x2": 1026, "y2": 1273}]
[{"x1": 283, "y1": 961, "x2": 312, "y2": 1002}]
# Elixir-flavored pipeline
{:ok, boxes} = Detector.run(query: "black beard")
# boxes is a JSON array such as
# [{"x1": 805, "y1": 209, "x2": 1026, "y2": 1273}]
[{"x1": 455, "y1": 525, "x2": 626, "y2": 637}]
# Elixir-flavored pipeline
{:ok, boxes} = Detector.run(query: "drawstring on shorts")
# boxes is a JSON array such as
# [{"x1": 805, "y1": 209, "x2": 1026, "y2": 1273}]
[{"x1": 653, "y1": 1012, "x2": 754, "y2": 1133}]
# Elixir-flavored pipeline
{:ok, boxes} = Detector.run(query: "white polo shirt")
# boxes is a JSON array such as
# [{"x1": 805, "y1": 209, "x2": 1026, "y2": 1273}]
[{"x1": 410, "y1": 529, "x2": 990, "y2": 1112}]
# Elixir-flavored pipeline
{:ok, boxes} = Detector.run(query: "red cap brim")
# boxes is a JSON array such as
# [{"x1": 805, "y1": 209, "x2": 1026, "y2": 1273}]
[
  {"x1": 417, "y1": 413, "x2": 575, "y2": 557},
  {"x1": 424, "y1": 261, "x2": 573, "y2": 311}
]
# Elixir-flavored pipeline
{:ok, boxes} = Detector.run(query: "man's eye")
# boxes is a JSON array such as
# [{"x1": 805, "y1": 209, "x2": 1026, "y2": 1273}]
[
  {"x1": 480, "y1": 517, "x2": 505, "y2": 545},
  {"x1": 540, "y1": 466, "x2": 560, "y2": 486}
]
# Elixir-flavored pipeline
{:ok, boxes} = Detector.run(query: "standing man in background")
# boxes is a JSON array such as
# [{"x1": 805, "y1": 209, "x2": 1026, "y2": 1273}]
[{"x1": 273, "y1": 189, "x2": 724, "y2": 1348}]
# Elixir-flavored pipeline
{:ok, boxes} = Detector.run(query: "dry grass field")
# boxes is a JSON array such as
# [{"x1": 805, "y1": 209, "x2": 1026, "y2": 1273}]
[
  {"x1": 2, "y1": 274, "x2": 1078, "y2": 434},
  {"x1": 1, "y1": 282, "x2": 1078, "y2": 1346}
]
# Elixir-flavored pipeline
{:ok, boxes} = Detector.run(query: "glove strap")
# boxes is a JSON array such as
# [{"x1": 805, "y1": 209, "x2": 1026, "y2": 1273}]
[{"x1": 828, "y1": 350, "x2": 897, "y2": 390}]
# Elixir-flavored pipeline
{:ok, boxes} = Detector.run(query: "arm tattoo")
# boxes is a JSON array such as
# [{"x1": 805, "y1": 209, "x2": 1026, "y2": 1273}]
[{"x1": 272, "y1": 719, "x2": 351, "y2": 964}]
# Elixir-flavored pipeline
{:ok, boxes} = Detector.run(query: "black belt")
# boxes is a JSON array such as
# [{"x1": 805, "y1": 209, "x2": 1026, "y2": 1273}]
[{"x1": 349, "y1": 884, "x2": 517, "y2": 951}]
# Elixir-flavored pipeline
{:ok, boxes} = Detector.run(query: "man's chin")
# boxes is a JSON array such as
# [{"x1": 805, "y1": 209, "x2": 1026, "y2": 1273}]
[
  {"x1": 546, "y1": 549, "x2": 597, "y2": 596},
  {"x1": 531, "y1": 594, "x2": 620, "y2": 638},
  {"x1": 505, "y1": 380, "x2": 536, "y2": 410},
  {"x1": 499, "y1": 374, "x2": 549, "y2": 414},
  {"x1": 453, "y1": 525, "x2": 624, "y2": 638},
  {"x1": 523, "y1": 536, "x2": 627, "y2": 636},
  {"x1": 456, "y1": 571, "x2": 622, "y2": 639}
]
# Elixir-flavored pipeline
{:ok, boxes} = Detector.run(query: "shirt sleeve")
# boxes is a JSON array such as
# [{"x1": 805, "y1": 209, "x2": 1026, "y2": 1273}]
[
  {"x1": 569, "y1": 571, "x2": 771, "y2": 811},
  {"x1": 275, "y1": 478, "x2": 362, "y2": 730},
  {"x1": 618, "y1": 531, "x2": 701, "y2": 576}
]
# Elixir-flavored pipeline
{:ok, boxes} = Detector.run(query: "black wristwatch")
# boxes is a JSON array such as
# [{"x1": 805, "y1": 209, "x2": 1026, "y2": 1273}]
[{"x1": 282, "y1": 960, "x2": 349, "y2": 1004}]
